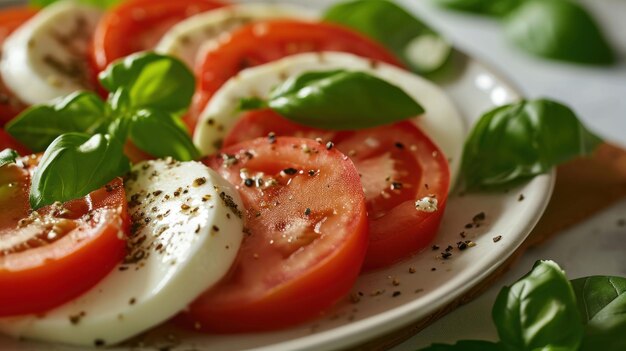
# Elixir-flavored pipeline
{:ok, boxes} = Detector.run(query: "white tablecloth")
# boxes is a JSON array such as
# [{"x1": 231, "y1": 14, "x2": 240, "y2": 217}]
[{"x1": 393, "y1": 0, "x2": 626, "y2": 349}]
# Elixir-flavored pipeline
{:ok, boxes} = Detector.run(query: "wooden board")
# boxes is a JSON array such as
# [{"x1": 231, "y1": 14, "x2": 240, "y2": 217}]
[{"x1": 355, "y1": 143, "x2": 626, "y2": 351}]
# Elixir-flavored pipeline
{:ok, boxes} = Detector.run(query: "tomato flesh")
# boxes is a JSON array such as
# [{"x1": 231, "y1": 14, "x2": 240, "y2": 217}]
[
  {"x1": 0, "y1": 7, "x2": 38, "y2": 125},
  {"x1": 0, "y1": 155, "x2": 129, "y2": 316},
  {"x1": 225, "y1": 111, "x2": 451, "y2": 270},
  {"x1": 189, "y1": 20, "x2": 404, "y2": 131},
  {"x1": 177, "y1": 137, "x2": 368, "y2": 332},
  {"x1": 91, "y1": 0, "x2": 225, "y2": 73}
]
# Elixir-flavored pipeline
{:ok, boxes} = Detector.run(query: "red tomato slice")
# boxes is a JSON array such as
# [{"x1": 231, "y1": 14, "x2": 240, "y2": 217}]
[
  {"x1": 91, "y1": 0, "x2": 225, "y2": 73},
  {"x1": 0, "y1": 7, "x2": 38, "y2": 125},
  {"x1": 188, "y1": 20, "x2": 405, "y2": 131},
  {"x1": 225, "y1": 111, "x2": 451, "y2": 270},
  {"x1": 0, "y1": 155, "x2": 129, "y2": 316},
  {"x1": 177, "y1": 137, "x2": 368, "y2": 332}
]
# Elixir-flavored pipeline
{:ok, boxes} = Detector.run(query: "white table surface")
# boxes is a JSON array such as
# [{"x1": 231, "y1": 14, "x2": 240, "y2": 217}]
[{"x1": 391, "y1": 0, "x2": 626, "y2": 349}]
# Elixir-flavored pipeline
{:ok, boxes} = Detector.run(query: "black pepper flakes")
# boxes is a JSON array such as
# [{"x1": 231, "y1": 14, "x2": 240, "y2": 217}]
[
  {"x1": 518, "y1": 194, "x2": 525, "y2": 202},
  {"x1": 392, "y1": 291, "x2": 401, "y2": 297},
  {"x1": 212, "y1": 225, "x2": 219, "y2": 232},
  {"x1": 394, "y1": 142, "x2": 405, "y2": 149},
  {"x1": 267, "y1": 132, "x2": 276, "y2": 144},
  {"x1": 308, "y1": 170, "x2": 317, "y2": 176},
  {"x1": 304, "y1": 208, "x2": 311, "y2": 216},
  {"x1": 244, "y1": 178, "x2": 254, "y2": 187},
  {"x1": 391, "y1": 181, "x2": 403, "y2": 190},
  {"x1": 325, "y1": 141, "x2": 334, "y2": 150},
  {"x1": 408, "y1": 267, "x2": 416, "y2": 274},
  {"x1": 457, "y1": 241, "x2": 468, "y2": 251},
  {"x1": 94, "y1": 339, "x2": 105, "y2": 347},
  {"x1": 441, "y1": 252, "x2": 452, "y2": 259},
  {"x1": 431, "y1": 267, "x2": 437, "y2": 271},
  {"x1": 431, "y1": 245, "x2": 440, "y2": 251},
  {"x1": 473, "y1": 212, "x2": 486, "y2": 223},
  {"x1": 493, "y1": 235, "x2": 502, "y2": 243},
  {"x1": 282, "y1": 167, "x2": 298, "y2": 175}
]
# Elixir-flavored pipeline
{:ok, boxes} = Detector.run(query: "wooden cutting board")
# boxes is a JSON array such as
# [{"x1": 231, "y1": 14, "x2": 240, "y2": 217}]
[{"x1": 355, "y1": 142, "x2": 626, "y2": 350}]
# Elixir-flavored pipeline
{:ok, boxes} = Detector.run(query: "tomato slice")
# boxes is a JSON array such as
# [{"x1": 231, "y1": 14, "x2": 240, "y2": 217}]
[
  {"x1": 225, "y1": 110, "x2": 450, "y2": 270},
  {"x1": 189, "y1": 20, "x2": 405, "y2": 131},
  {"x1": 0, "y1": 7, "x2": 38, "y2": 125},
  {"x1": 0, "y1": 155, "x2": 129, "y2": 316},
  {"x1": 90, "y1": 0, "x2": 225, "y2": 73},
  {"x1": 177, "y1": 137, "x2": 368, "y2": 332}
]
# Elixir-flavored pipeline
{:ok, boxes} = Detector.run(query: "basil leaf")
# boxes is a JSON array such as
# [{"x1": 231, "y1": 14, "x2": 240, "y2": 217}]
[
  {"x1": 31, "y1": 0, "x2": 122, "y2": 9},
  {"x1": 267, "y1": 70, "x2": 424, "y2": 130},
  {"x1": 30, "y1": 133, "x2": 130, "y2": 209},
  {"x1": 417, "y1": 340, "x2": 503, "y2": 350},
  {"x1": 504, "y1": 0, "x2": 615, "y2": 65},
  {"x1": 432, "y1": 0, "x2": 523, "y2": 17},
  {"x1": 324, "y1": 0, "x2": 451, "y2": 74},
  {"x1": 461, "y1": 99, "x2": 602, "y2": 190},
  {"x1": 6, "y1": 92, "x2": 109, "y2": 152},
  {"x1": 0, "y1": 149, "x2": 19, "y2": 168},
  {"x1": 129, "y1": 110, "x2": 199, "y2": 161},
  {"x1": 99, "y1": 52, "x2": 195, "y2": 114},
  {"x1": 492, "y1": 260, "x2": 583, "y2": 351},
  {"x1": 571, "y1": 276, "x2": 626, "y2": 351}
]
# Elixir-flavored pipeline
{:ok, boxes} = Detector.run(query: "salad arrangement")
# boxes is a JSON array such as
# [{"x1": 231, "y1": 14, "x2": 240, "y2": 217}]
[{"x1": 0, "y1": 0, "x2": 604, "y2": 348}]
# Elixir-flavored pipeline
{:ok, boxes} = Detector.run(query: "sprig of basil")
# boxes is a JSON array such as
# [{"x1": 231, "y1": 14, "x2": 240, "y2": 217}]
[
  {"x1": 572, "y1": 276, "x2": 626, "y2": 351},
  {"x1": 324, "y1": 0, "x2": 451, "y2": 74},
  {"x1": 419, "y1": 261, "x2": 626, "y2": 351},
  {"x1": 6, "y1": 92, "x2": 110, "y2": 152},
  {"x1": 244, "y1": 70, "x2": 424, "y2": 130},
  {"x1": 432, "y1": 0, "x2": 523, "y2": 17},
  {"x1": 7, "y1": 52, "x2": 199, "y2": 209},
  {"x1": 30, "y1": 133, "x2": 130, "y2": 209},
  {"x1": 504, "y1": 0, "x2": 615, "y2": 65},
  {"x1": 0, "y1": 149, "x2": 19, "y2": 168},
  {"x1": 493, "y1": 260, "x2": 583, "y2": 350},
  {"x1": 31, "y1": 0, "x2": 122, "y2": 9},
  {"x1": 461, "y1": 99, "x2": 602, "y2": 190}
]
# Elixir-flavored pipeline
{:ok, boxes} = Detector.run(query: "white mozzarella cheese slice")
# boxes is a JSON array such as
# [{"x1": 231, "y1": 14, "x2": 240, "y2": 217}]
[
  {"x1": 0, "y1": 159, "x2": 244, "y2": 347},
  {"x1": 193, "y1": 51, "x2": 466, "y2": 185},
  {"x1": 155, "y1": 3, "x2": 316, "y2": 68},
  {"x1": 0, "y1": 1, "x2": 101, "y2": 105}
]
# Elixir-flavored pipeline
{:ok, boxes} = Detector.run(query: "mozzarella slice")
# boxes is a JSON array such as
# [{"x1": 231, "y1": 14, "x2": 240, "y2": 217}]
[
  {"x1": 0, "y1": 1, "x2": 101, "y2": 105},
  {"x1": 193, "y1": 52, "x2": 466, "y2": 185},
  {"x1": 0, "y1": 159, "x2": 244, "y2": 347},
  {"x1": 155, "y1": 3, "x2": 316, "y2": 68}
]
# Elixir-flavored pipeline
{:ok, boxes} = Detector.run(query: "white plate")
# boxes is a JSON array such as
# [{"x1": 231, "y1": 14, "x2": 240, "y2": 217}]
[{"x1": 0, "y1": 1, "x2": 554, "y2": 350}]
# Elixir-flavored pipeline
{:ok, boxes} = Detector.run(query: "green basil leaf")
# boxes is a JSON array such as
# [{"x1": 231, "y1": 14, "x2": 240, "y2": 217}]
[
  {"x1": 571, "y1": 276, "x2": 626, "y2": 351},
  {"x1": 324, "y1": 0, "x2": 451, "y2": 74},
  {"x1": 417, "y1": 340, "x2": 503, "y2": 350},
  {"x1": 6, "y1": 92, "x2": 109, "y2": 152},
  {"x1": 129, "y1": 110, "x2": 199, "y2": 161},
  {"x1": 504, "y1": 0, "x2": 615, "y2": 65},
  {"x1": 432, "y1": 0, "x2": 523, "y2": 17},
  {"x1": 461, "y1": 99, "x2": 602, "y2": 190},
  {"x1": 0, "y1": 149, "x2": 19, "y2": 168},
  {"x1": 267, "y1": 70, "x2": 424, "y2": 130},
  {"x1": 31, "y1": 0, "x2": 122, "y2": 9},
  {"x1": 492, "y1": 260, "x2": 583, "y2": 351},
  {"x1": 30, "y1": 133, "x2": 130, "y2": 209},
  {"x1": 99, "y1": 52, "x2": 195, "y2": 114}
]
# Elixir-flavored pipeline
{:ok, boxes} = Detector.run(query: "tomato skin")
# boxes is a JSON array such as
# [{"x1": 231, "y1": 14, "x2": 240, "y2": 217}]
[
  {"x1": 91, "y1": 0, "x2": 225, "y2": 74},
  {"x1": 189, "y1": 20, "x2": 405, "y2": 131},
  {"x1": 177, "y1": 137, "x2": 369, "y2": 332},
  {"x1": 0, "y1": 7, "x2": 38, "y2": 125},
  {"x1": 0, "y1": 156, "x2": 129, "y2": 317},
  {"x1": 225, "y1": 112, "x2": 451, "y2": 271}
]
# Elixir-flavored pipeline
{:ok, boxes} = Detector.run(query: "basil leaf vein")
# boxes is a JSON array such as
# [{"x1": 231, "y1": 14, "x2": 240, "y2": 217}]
[
  {"x1": 129, "y1": 109, "x2": 199, "y2": 161},
  {"x1": 261, "y1": 70, "x2": 424, "y2": 130},
  {"x1": 30, "y1": 133, "x2": 130, "y2": 209},
  {"x1": 492, "y1": 260, "x2": 584, "y2": 351},
  {"x1": 6, "y1": 92, "x2": 109, "y2": 152},
  {"x1": 572, "y1": 276, "x2": 626, "y2": 351},
  {"x1": 461, "y1": 98, "x2": 602, "y2": 190}
]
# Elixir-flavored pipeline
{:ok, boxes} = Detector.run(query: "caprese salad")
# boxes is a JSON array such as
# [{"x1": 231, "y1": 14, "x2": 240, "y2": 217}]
[{"x1": 0, "y1": 0, "x2": 600, "y2": 348}]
